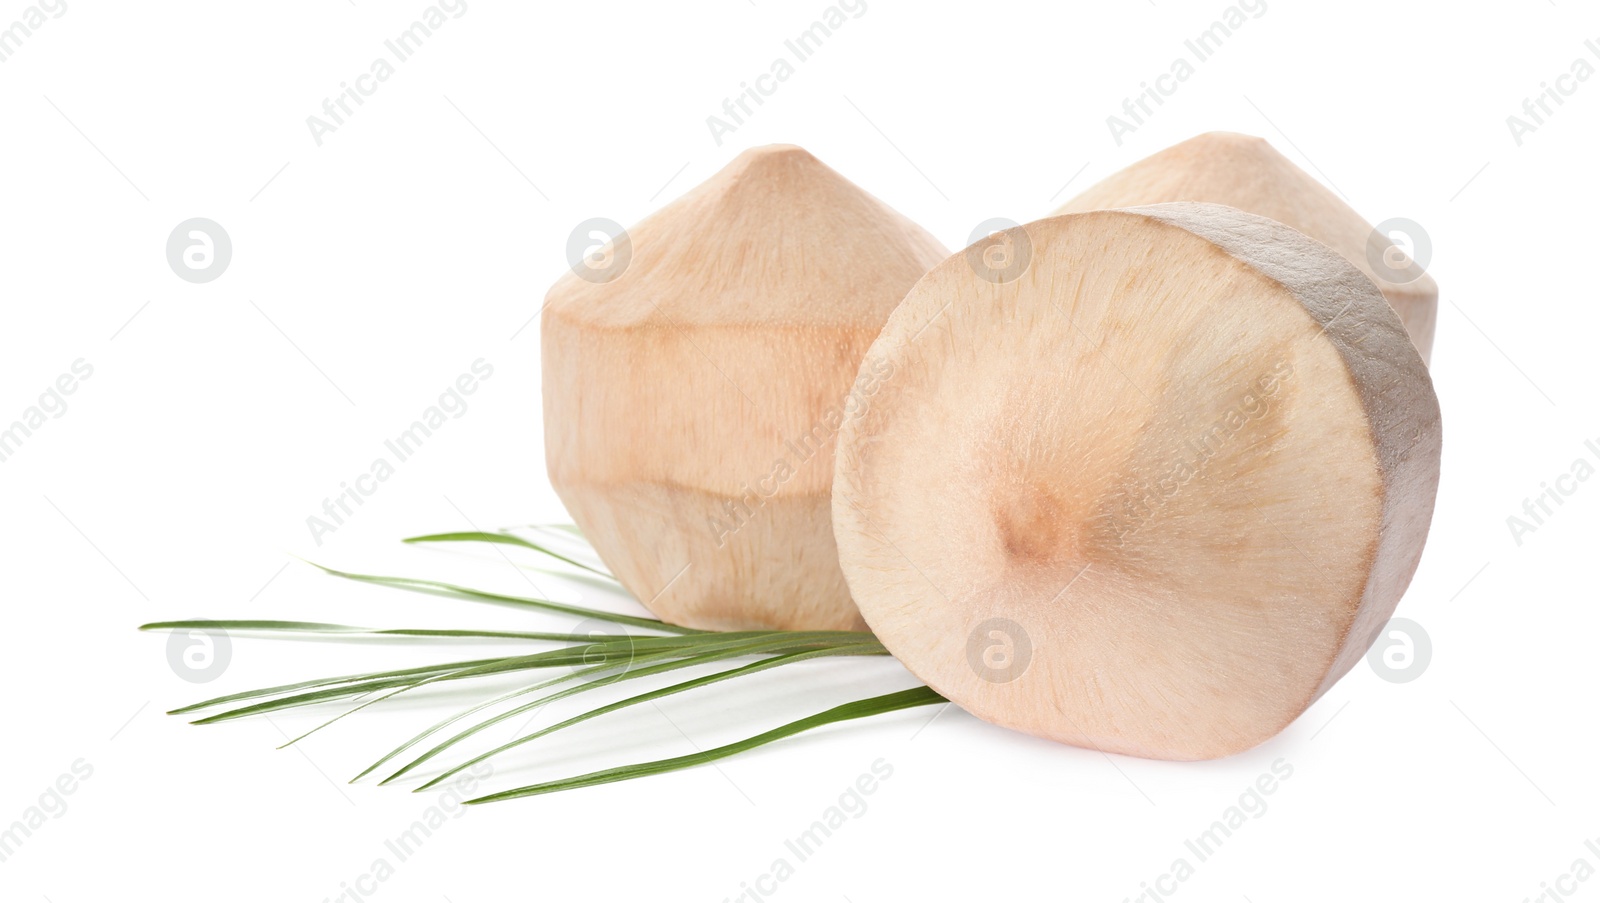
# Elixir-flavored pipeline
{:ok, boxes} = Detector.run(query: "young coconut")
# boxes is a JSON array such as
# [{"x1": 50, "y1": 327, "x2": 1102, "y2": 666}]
[
  {"x1": 543, "y1": 145, "x2": 949, "y2": 632},
  {"x1": 832, "y1": 203, "x2": 1441, "y2": 760},
  {"x1": 1056, "y1": 132, "x2": 1438, "y2": 362}
]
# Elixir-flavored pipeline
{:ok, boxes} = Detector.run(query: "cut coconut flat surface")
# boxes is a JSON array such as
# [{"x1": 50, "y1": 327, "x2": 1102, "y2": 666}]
[
  {"x1": 543, "y1": 144, "x2": 948, "y2": 631},
  {"x1": 833, "y1": 203, "x2": 1441, "y2": 760},
  {"x1": 1056, "y1": 132, "x2": 1438, "y2": 362}
]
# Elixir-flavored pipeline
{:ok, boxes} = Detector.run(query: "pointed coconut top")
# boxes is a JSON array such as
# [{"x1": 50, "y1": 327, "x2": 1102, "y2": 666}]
[
  {"x1": 545, "y1": 144, "x2": 949, "y2": 331},
  {"x1": 539, "y1": 144, "x2": 950, "y2": 632},
  {"x1": 1056, "y1": 132, "x2": 1437, "y2": 359}
]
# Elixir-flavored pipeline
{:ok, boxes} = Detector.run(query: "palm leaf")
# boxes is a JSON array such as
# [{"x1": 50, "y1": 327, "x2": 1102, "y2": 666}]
[
  {"x1": 465, "y1": 687, "x2": 945, "y2": 803},
  {"x1": 403, "y1": 530, "x2": 615, "y2": 579},
  {"x1": 149, "y1": 527, "x2": 935, "y2": 801}
]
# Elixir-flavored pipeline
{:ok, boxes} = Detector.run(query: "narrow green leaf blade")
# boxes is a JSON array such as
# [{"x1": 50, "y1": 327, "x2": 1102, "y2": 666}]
[
  {"x1": 168, "y1": 658, "x2": 510, "y2": 715},
  {"x1": 418, "y1": 643, "x2": 884, "y2": 790},
  {"x1": 308, "y1": 562, "x2": 697, "y2": 634},
  {"x1": 401, "y1": 531, "x2": 615, "y2": 579},
  {"x1": 465, "y1": 687, "x2": 947, "y2": 803},
  {"x1": 385, "y1": 632, "x2": 854, "y2": 785},
  {"x1": 142, "y1": 619, "x2": 588, "y2": 642}
]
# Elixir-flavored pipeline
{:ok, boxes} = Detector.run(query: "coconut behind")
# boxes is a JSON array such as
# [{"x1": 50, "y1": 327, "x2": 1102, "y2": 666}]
[{"x1": 1057, "y1": 132, "x2": 1438, "y2": 362}]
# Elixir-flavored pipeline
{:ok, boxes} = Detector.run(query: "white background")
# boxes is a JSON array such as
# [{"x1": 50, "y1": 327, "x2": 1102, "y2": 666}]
[{"x1": 2, "y1": 1, "x2": 1596, "y2": 901}]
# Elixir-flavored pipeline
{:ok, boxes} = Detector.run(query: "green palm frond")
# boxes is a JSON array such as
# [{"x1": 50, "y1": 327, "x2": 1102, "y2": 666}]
[{"x1": 143, "y1": 529, "x2": 938, "y2": 802}]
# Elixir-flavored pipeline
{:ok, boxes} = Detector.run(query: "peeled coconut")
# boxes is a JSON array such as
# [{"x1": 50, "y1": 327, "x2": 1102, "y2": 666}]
[
  {"x1": 1056, "y1": 132, "x2": 1438, "y2": 362},
  {"x1": 543, "y1": 145, "x2": 949, "y2": 631},
  {"x1": 832, "y1": 203, "x2": 1441, "y2": 760}
]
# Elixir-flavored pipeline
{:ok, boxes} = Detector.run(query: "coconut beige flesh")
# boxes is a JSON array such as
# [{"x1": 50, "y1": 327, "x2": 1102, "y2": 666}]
[
  {"x1": 832, "y1": 204, "x2": 1442, "y2": 760},
  {"x1": 1056, "y1": 132, "x2": 1438, "y2": 363},
  {"x1": 543, "y1": 144, "x2": 949, "y2": 631}
]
